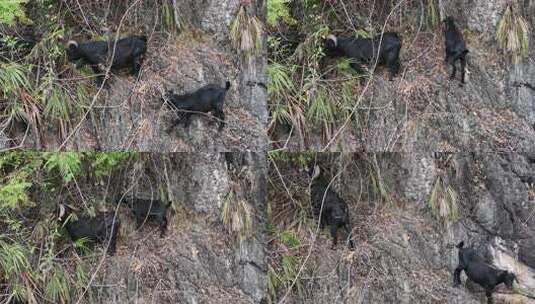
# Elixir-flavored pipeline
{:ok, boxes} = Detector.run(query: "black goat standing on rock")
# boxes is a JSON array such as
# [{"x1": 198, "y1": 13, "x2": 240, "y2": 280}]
[
  {"x1": 444, "y1": 17, "x2": 469, "y2": 85},
  {"x1": 454, "y1": 241, "x2": 517, "y2": 304},
  {"x1": 58, "y1": 204, "x2": 120, "y2": 256},
  {"x1": 310, "y1": 165, "x2": 355, "y2": 250},
  {"x1": 124, "y1": 198, "x2": 171, "y2": 237},
  {"x1": 163, "y1": 81, "x2": 231, "y2": 132},
  {"x1": 323, "y1": 32, "x2": 402, "y2": 80},
  {"x1": 66, "y1": 35, "x2": 147, "y2": 87}
]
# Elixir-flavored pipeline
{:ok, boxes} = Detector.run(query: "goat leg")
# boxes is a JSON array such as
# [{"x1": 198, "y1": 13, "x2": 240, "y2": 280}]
[
  {"x1": 159, "y1": 217, "x2": 167, "y2": 238},
  {"x1": 135, "y1": 217, "x2": 144, "y2": 230},
  {"x1": 386, "y1": 55, "x2": 401, "y2": 80},
  {"x1": 132, "y1": 55, "x2": 142, "y2": 77},
  {"x1": 450, "y1": 60, "x2": 457, "y2": 81},
  {"x1": 485, "y1": 289, "x2": 493, "y2": 304},
  {"x1": 460, "y1": 56, "x2": 466, "y2": 85},
  {"x1": 344, "y1": 224, "x2": 355, "y2": 250},
  {"x1": 330, "y1": 225, "x2": 338, "y2": 249},
  {"x1": 350, "y1": 62, "x2": 367, "y2": 84},
  {"x1": 91, "y1": 65, "x2": 108, "y2": 88},
  {"x1": 108, "y1": 236, "x2": 117, "y2": 256},
  {"x1": 182, "y1": 113, "x2": 192, "y2": 128},
  {"x1": 214, "y1": 110, "x2": 225, "y2": 131},
  {"x1": 453, "y1": 266, "x2": 463, "y2": 286}
]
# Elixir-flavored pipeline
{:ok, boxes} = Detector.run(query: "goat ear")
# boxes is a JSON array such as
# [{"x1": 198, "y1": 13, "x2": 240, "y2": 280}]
[{"x1": 456, "y1": 241, "x2": 464, "y2": 248}]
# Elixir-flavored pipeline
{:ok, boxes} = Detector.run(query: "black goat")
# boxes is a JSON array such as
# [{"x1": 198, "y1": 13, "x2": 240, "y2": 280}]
[
  {"x1": 125, "y1": 198, "x2": 171, "y2": 237},
  {"x1": 310, "y1": 165, "x2": 355, "y2": 250},
  {"x1": 58, "y1": 204, "x2": 120, "y2": 256},
  {"x1": 163, "y1": 81, "x2": 231, "y2": 132},
  {"x1": 66, "y1": 35, "x2": 147, "y2": 86},
  {"x1": 444, "y1": 17, "x2": 469, "y2": 85},
  {"x1": 323, "y1": 32, "x2": 402, "y2": 80},
  {"x1": 454, "y1": 241, "x2": 517, "y2": 304}
]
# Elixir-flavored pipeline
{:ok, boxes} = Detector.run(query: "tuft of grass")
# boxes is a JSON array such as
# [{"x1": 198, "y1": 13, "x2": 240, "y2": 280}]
[
  {"x1": 32, "y1": 26, "x2": 88, "y2": 135},
  {"x1": 268, "y1": 63, "x2": 309, "y2": 141},
  {"x1": 496, "y1": 4, "x2": 531, "y2": 63},
  {"x1": 426, "y1": 0, "x2": 440, "y2": 29},
  {"x1": 45, "y1": 266, "x2": 72, "y2": 304},
  {"x1": 231, "y1": 5, "x2": 264, "y2": 63},
  {"x1": 221, "y1": 183, "x2": 253, "y2": 243},
  {"x1": 268, "y1": 62, "x2": 296, "y2": 96},
  {"x1": 267, "y1": 253, "x2": 303, "y2": 303},
  {"x1": 161, "y1": 0, "x2": 182, "y2": 33},
  {"x1": 0, "y1": 62, "x2": 36, "y2": 121},
  {"x1": 369, "y1": 156, "x2": 394, "y2": 207},
  {"x1": 428, "y1": 176, "x2": 459, "y2": 224},
  {"x1": 306, "y1": 84, "x2": 335, "y2": 127},
  {"x1": 0, "y1": 238, "x2": 36, "y2": 303}
]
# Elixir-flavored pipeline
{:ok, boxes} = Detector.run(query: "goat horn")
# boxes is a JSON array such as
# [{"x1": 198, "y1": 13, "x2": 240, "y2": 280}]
[
  {"x1": 312, "y1": 165, "x2": 321, "y2": 179},
  {"x1": 326, "y1": 34, "x2": 337, "y2": 47},
  {"x1": 66, "y1": 40, "x2": 78, "y2": 48},
  {"x1": 59, "y1": 204, "x2": 65, "y2": 219}
]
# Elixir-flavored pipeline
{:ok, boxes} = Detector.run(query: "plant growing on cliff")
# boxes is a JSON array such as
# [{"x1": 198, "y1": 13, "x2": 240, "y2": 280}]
[
  {"x1": 221, "y1": 182, "x2": 253, "y2": 243},
  {"x1": 231, "y1": 5, "x2": 264, "y2": 63},
  {"x1": 0, "y1": 152, "x2": 133, "y2": 303},
  {"x1": 426, "y1": 0, "x2": 440, "y2": 29},
  {"x1": 496, "y1": 3, "x2": 531, "y2": 63},
  {"x1": 0, "y1": 239, "x2": 36, "y2": 303},
  {"x1": 428, "y1": 176, "x2": 458, "y2": 224},
  {"x1": 161, "y1": 0, "x2": 182, "y2": 33},
  {"x1": 267, "y1": 252, "x2": 303, "y2": 303},
  {"x1": 0, "y1": 62, "x2": 35, "y2": 122},
  {"x1": 369, "y1": 156, "x2": 394, "y2": 207}
]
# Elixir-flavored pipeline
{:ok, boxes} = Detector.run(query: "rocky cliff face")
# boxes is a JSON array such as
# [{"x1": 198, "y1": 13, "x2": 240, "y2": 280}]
[
  {"x1": 271, "y1": 0, "x2": 535, "y2": 152},
  {"x1": 90, "y1": 153, "x2": 267, "y2": 303},
  {"x1": 269, "y1": 152, "x2": 535, "y2": 304},
  {"x1": 8, "y1": 0, "x2": 267, "y2": 152}
]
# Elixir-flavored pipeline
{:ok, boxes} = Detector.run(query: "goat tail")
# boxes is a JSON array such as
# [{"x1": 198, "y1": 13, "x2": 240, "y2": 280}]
[
  {"x1": 225, "y1": 81, "x2": 231, "y2": 90},
  {"x1": 456, "y1": 241, "x2": 465, "y2": 249}
]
